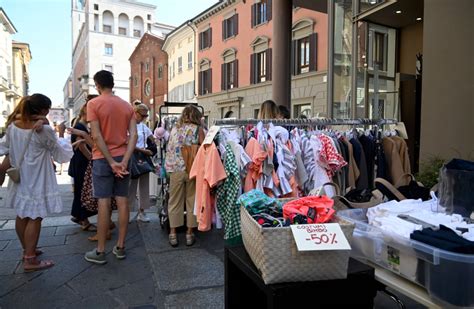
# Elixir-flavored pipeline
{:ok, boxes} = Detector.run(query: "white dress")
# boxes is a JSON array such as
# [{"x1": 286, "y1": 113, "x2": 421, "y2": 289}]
[{"x1": 0, "y1": 124, "x2": 73, "y2": 219}]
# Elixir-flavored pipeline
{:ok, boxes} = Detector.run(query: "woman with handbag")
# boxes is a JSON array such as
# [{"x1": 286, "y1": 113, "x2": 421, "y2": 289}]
[
  {"x1": 69, "y1": 95, "x2": 98, "y2": 231},
  {"x1": 165, "y1": 105, "x2": 204, "y2": 247},
  {"x1": 0, "y1": 94, "x2": 73, "y2": 272},
  {"x1": 129, "y1": 104, "x2": 156, "y2": 222}
]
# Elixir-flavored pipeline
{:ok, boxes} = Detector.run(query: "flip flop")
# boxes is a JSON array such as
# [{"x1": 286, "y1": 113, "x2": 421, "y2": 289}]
[
  {"x1": 23, "y1": 257, "x2": 54, "y2": 273},
  {"x1": 81, "y1": 223, "x2": 97, "y2": 232}
]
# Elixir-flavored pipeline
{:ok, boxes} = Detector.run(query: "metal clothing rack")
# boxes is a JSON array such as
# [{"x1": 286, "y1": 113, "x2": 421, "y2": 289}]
[{"x1": 214, "y1": 118, "x2": 398, "y2": 127}]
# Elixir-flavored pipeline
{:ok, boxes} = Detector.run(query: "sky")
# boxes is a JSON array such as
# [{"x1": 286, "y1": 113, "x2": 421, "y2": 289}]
[{"x1": 0, "y1": 0, "x2": 217, "y2": 107}]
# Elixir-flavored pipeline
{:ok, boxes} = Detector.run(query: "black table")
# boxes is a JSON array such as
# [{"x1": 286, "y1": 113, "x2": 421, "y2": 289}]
[{"x1": 225, "y1": 245, "x2": 378, "y2": 308}]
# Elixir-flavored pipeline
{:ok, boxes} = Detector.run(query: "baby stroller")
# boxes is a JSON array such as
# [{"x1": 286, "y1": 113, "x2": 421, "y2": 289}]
[{"x1": 157, "y1": 102, "x2": 204, "y2": 232}]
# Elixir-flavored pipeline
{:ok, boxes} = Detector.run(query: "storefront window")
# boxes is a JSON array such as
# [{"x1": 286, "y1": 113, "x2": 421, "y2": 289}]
[
  {"x1": 331, "y1": 0, "x2": 353, "y2": 118},
  {"x1": 294, "y1": 104, "x2": 312, "y2": 118}
]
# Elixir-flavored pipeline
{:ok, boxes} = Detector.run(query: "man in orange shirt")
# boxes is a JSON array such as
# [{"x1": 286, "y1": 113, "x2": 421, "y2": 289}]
[{"x1": 84, "y1": 70, "x2": 137, "y2": 265}]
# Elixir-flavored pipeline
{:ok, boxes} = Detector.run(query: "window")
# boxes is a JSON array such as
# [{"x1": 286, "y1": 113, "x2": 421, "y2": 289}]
[
  {"x1": 298, "y1": 36, "x2": 310, "y2": 73},
  {"x1": 188, "y1": 51, "x2": 193, "y2": 69},
  {"x1": 254, "y1": 109, "x2": 259, "y2": 118},
  {"x1": 199, "y1": 28, "x2": 212, "y2": 50},
  {"x1": 372, "y1": 31, "x2": 387, "y2": 71},
  {"x1": 250, "y1": 49, "x2": 272, "y2": 84},
  {"x1": 222, "y1": 14, "x2": 238, "y2": 40},
  {"x1": 294, "y1": 104, "x2": 312, "y2": 118},
  {"x1": 158, "y1": 64, "x2": 163, "y2": 79},
  {"x1": 148, "y1": 24, "x2": 151, "y2": 31},
  {"x1": 251, "y1": 0, "x2": 272, "y2": 27},
  {"x1": 119, "y1": 27, "x2": 127, "y2": 35},
  {"x1": 145, "y1": 62, "x2": 149, "y2": 72},
  {"x1": 291, "y1": 33, "x2": 317, "y2": 75},
  {"x1": 221, "y1": 60, "x2": 238, "y2": 90},
  {"x1": 199, "y1": 69, "x2": 212, "y2": 95},
  {"x1": 172, "y1": 62, "x2": 175, "y2": 78},
  {"x1": 178, "y1": 57, "x2": 183, "y2": 73},
  {"x1": 103, "y1": 25, "x2": 112, "y2": 33},
  {"x1": 147, "y1": 14, "x2": 151, "y2": 21},
  {"x1": 94, "y1": 4, "x2": 99, "y2": 10},
  {"x1": 104, "y1": 65, "x2": 113, "y2": 72},
  {"x1": 144, "y1": 80, "x2": 151, "y2": 96},
  {"x1": 134, "y1": 76, "x2": 138, "y2": 87},
  {"x1": 104, "y1": 43, "x2": 113, "y2": 55},
  {"x1": 134, "y1": 29, "x2": 141, "y2": 37}
]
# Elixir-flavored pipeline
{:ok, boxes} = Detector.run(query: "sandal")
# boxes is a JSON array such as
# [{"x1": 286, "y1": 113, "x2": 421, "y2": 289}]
[
  {"x1": 88, "y1": 231, "x2": 112, "y2": 242},
  {"x1": 23, "y1": 256, "x2": 54, "y2": 273},
  {"x1": 81, "y1": 223, "x2": 97, "y2": 232},
  {"x1": 169, "y1": 233, "x2": 178, "y2": 247},
  {"x1": 186, "y1": 233, "x2": 195, "y2": 246},
  {"x1": 21, "y1": 248, "x2": 43, "y2": 261},
  {"x1": 71, "y1": 217, "x2": 81, "y2": 225}
]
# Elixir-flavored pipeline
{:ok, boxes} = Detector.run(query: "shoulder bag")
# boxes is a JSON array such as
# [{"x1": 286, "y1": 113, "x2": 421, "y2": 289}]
[
  {"x1": 130, "y1": 125, "x2": 155, "y2": 179},
  {"x1": 7, "y1": 130, "x2": 34, "y2": 183}
]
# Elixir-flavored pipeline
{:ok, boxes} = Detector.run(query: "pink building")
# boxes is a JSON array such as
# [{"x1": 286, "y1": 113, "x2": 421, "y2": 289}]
[{"x1": 194, "y1": 0, "x2": 328, "y2": 120}]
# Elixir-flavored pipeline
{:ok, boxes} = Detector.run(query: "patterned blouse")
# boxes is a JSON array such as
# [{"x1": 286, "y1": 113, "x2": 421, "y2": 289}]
[{"x1": 165, "y1": 123, "x2": 199, "y2": 173}]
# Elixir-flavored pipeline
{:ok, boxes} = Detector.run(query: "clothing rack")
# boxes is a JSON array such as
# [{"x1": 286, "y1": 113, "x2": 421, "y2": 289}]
[{"x1": 214, "y1": 118, "x2": 398, "y2": 127}]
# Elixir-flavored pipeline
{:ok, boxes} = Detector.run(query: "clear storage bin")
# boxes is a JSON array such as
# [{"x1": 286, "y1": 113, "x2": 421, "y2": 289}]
[{"x1": 337, "y1": 208, "x2": 474, "y2": 309}]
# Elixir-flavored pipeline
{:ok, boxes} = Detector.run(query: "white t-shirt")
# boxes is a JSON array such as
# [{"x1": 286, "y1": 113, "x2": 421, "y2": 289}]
[{"x1": 136, "y1": 122, "x2": 153, "y2": 148}]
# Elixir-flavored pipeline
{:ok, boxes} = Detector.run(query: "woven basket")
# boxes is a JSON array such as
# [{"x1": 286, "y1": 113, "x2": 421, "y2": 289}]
[{"x1": 241, "y1": 206, "x2": 355, "y2": 284}]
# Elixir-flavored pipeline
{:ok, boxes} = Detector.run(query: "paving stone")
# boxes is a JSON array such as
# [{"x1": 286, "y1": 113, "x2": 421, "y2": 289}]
[
  {"x1": 1, "y1": 285, "x2": 81, "y2": 309},
  {"x1": 55, "y1": 225, "x2": 82, "y2": 236},
  {"x1": 110, "y1": 275, "x2": 156, "y2": 307},
  {"x1": 148, "y1": 248, "x2": 224, "y2": 292},
  {"x1": 0, "y1": 240, "x2": 9, "y2": 250},
  {"x1": 60, "y1": 294, "x2": 126, "y2": 309},
  {"x1": 165, "y1": 287, "x2": 224, "y2": 309},
  {"x1": 0, "y1": 230, "x2": 17, "y2": 241},
  {"x1": 0, "y1": 248, "x2": 22, "y2": 262},
  {"x1": 0, "y1": 260, "x2": 19, "y2": 276},
  {"x1": 7, "y1": 235, "x2": 66, "y2": 250},
  {"x1": 0, "y1": 272, "x2": 42, "y2": 298},
  {"x1": 40, "y1": 226, "x2": 57, "y2": 237}
]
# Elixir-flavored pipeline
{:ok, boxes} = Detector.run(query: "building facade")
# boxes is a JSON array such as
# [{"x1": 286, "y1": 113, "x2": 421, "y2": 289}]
[
  {"x1": 193, "y1": 0, "x2": 328, "y2": 122},
  {"x1": 0, "y1": 8, "x2": 18, "y2": 132},
  {"x1": 12, "y1": 41, "x2": 32, "y2": 102},
  {"x1": 66, "y1": 0, "x2": 173, "y2": 116},
  {"x1": 129, "y1": 33, "x2": 168, "y2": 125},
  {"x1": 162, "y1": 23, "x2": 196, "y2": 104}
]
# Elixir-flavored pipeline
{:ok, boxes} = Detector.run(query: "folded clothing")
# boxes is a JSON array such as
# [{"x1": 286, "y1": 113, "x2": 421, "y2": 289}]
[
  {"x1": 410, "y1": 225, "x2": 474, "y2": 254},
  {"x1": 283, "y1": 196, "x2": 335, "y2": 224},
  {"x1": 238, "y1": 189, "x2": 281, "y2": 215}
]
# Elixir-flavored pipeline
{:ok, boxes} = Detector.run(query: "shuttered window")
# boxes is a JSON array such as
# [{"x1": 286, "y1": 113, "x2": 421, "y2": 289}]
[
  {"x1": 222, "y1": 14, "x2": 239, "y2": 40},
  {"x1": 291, "y1": 33, "x2": 318, "y2": 75},
  {"x1": 251, "y1": 0, "x2": 272, "y2": 27},
  {"x1": 198, "y1": 69, "x2": 212, "y2": 95},
  {"x1": 221, "y1": 60, "x2": 239, "y2": 90},
  {"x1": 250, "y1": 48, "x2": 272, "y2": 84},
  {"x1": 199, "y1": 28, "x2": 212, "y2": 50}
]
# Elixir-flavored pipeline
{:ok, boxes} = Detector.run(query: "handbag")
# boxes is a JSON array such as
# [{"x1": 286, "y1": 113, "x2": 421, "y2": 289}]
[
  {"x1": 181, "y1": 126, "x2": 203, "y2": 174},
  {"x1": 130, "y1": 151, "x2": 154, "y2": 179},
  {"x1": 375, "y1": 174, "x2": 430, "y2": 201},
  {"x1": 7, "y1": 130, "x2": 34, "y2": 184}
]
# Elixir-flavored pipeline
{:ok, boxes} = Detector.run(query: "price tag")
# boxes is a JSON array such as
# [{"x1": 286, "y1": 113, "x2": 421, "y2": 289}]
[
  {"x1": 203, "y1": 125, "x2": 220, "y2": 145},
  {"x1": 290, "y1": 223, "x2": 351, "y2": 251}
]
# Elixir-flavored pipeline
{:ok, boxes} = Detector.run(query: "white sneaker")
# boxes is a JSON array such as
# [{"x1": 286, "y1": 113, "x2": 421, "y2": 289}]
[{"x1": 137, "y1": 212, "x2": 150, "y2": 223}]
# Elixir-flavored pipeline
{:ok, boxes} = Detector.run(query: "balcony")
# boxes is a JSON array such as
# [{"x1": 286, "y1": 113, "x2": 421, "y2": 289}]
[
  {"x1": 0, "y1": 77, "x2": 9, "y2": 92},
  {"x1": 5, "y1": 83, "x2": 21, "y2": 99}
]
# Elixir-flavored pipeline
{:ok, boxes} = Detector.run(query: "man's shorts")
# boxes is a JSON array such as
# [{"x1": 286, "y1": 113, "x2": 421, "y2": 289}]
[{"x1": 92, "y1": 156, "x2": 130, "y2": 198}]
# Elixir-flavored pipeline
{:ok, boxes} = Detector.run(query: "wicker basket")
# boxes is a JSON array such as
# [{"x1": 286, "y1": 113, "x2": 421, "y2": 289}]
[{"x1": 241, "y1": 206, "x2": 355, "y2": 284}]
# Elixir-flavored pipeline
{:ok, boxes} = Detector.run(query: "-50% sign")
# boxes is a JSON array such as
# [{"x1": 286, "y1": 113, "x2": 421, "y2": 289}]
[{"x1": 290, "y1": 223, "x2": 351, "y2": 251}]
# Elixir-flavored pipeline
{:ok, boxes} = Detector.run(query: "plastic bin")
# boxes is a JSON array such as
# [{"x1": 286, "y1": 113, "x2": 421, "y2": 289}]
[{"x1": 337, "y1": 208, "x2": 474, "y2": 309}]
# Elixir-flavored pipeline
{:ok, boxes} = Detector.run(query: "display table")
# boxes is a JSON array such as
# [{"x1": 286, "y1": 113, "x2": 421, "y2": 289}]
[{"x1": 225, "y1": 245, "x2": 378, "y2": 308}]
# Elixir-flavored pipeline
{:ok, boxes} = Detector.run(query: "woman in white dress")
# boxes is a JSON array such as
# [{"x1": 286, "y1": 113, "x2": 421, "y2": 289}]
[{"x1": 0, "y1": 94, "x2": 73, "y2": 272}]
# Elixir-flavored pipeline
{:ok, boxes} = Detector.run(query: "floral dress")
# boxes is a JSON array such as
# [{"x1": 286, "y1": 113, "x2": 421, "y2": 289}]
[{"x1": 165, "y1": 123, "x2": 199, "y2": 173}]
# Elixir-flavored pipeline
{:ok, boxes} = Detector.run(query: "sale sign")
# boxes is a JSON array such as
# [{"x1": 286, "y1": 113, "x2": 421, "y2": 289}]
[{"x1": 290, "y1": 223, "x2": 352, "y2": 251}]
